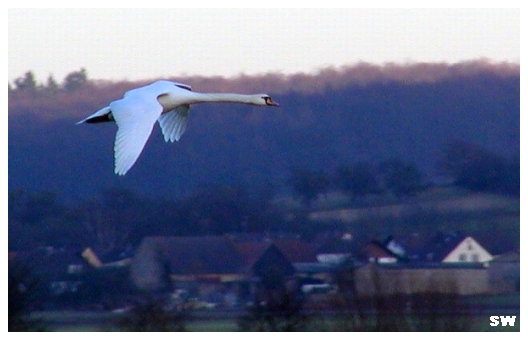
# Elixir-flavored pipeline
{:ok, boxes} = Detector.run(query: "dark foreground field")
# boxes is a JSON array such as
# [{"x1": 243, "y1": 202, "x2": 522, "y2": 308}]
[
  {"x1": 34, "y1": 311, "x2": 520, "y2": 332},
  {"x1": 31, "y1": 294, "x2": 520, "y2": 332}
]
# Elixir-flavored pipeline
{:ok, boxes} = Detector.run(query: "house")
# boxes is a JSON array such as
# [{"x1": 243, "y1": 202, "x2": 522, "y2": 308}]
[
  {"x1": 130, "y1": 235, "x2": 296, "y2": 307},
  {"x1": 225, "y1": 233, "x2": 318, "y2": 264},
  {"x1": 131, "y1": 236, "x2": 243, "y2": 291},
  {"x1": 364, "y1": 236, "x2": 406, "y2": 263},
  {"x1": 442, "y1": 236, "x2": 493, "y2": 263},
  {"x1": 12, "y1": 247, "x2": 88, "y2": 299},
  {"x1": 232, "y1": 241, "x2": 297, "y2": 305},
  {"x1": 364, "y1": 242, "x2": 398, "y2": 263},
  {"x1": 230, "y1": 241, "x2": 296, "y2": 280},
  {"x1": 407, "y1": 231, "x2": 493, "y2": 263},
  {"x1": 229, "y1": 236, "x2": 318, "y2": 289},
  {"x1": 352, "y1": 262, "x2": 490, "y2": 296},
  {"x1": 130, "y1": 236, "x2": 246, "y2": 307},
  {"x1": 338, "y1": 232, "x2": 497, "y2": 296},
  {"x1": 316, "y1": 233, "x2": 365, "y2": 265},
  {"x1": 272, "y1": 239, "x2": 319, "y2": 264}
]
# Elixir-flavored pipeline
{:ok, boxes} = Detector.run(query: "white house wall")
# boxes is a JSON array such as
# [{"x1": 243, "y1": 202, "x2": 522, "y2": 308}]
[{"x1": 442, "y1": 237, "x2": 493, "y2": 263}]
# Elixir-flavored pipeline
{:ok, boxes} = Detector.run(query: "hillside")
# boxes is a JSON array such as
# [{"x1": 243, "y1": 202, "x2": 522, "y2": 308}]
[
  {"x1": 8, "y1": 61, "x2": 520, "y2": 202},
  {"x1": 308, "y1": 187, "x2": 519, "y2": 221},
  {"x1": 300, "y1": 187, "x2": 520, "y2": 252}
]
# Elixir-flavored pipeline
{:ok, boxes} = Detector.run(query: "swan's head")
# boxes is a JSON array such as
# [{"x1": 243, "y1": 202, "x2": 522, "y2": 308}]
[{"x1": 258, "y1": 95, "x2": 280, "y2": 107}]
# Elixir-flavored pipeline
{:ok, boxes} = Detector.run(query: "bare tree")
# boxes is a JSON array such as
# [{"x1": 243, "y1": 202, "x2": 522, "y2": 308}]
[{"x1": 117, "y1": 295, "x2": 188, "y2": 331}]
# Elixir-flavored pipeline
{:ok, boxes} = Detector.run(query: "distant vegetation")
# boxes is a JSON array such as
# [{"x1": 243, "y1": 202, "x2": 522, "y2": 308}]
[
  {"x1": 9, "y1": 68, "x2": 88, "y2": 94},
  {"x1": 116, "y1": 296, "x2": 188, "y2": 331},
  {"x1": 9, "y1": 183, "x2": 519, "y2": 257},
  {"x1": 9, "y1": 61, "x2": 519, "y2": 201},
  {"x1": 9, "y1": 61, "x2": 519, "y2": 253},
  {"x1": 8, "y1": 64, "x2": 519, "y2": 333}
]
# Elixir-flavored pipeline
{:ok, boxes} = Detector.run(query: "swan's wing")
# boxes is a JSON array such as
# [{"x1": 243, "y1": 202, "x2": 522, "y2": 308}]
[
  {"x1": 157, "y1": 105, "x2": 190, "y2": 142},
  {"x1": 111, "y1": 96, "x2": 163, "y2": 175},
  {"x1": 76, "y1": 106, "x2": 111, "y2": 124}
]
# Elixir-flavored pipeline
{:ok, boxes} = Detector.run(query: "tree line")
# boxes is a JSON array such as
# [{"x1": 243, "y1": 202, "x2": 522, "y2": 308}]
[
  {"x1": 9, "y1": 69, "x2": 89, "y2": 94},
  {"x1": 291, "y1": 158, "x2": 423, "y2": 207},
  {"x1": 291, "y1": 140, "x2": 518, "y2": 206},
  {"x1": 9, "y1": 66, "x2": 519, "y2": 202},
  {"x1": 8, "y1": 65, "x2": 519, "y2": 254},
  {"x1": 9, "y1": 60, "x2": 520, "y2": 96},
  {"x1": 9, "y1": 138, "x2": 518, "y2": 255}
]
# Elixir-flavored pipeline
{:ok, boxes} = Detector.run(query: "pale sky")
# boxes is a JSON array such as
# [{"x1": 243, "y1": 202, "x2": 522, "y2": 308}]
[{"x1": 8, "y1": 7, "x2": 520, "y2": 83}]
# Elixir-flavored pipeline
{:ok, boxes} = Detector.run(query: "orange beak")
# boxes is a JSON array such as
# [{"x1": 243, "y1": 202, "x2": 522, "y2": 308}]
[{"x1": 266, "y1": 97, "x2": 280, "y2": 107}]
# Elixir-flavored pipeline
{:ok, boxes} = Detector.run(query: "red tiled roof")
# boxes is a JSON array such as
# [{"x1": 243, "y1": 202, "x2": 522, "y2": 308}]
[{"x1": 364, "y1": 243, "x2": 396, "y2": 259}]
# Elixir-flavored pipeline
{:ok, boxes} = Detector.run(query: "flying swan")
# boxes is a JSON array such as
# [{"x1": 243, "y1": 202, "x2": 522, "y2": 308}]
[{"x1": 77, "y1": 80, "x2": 279, "y2": 175}]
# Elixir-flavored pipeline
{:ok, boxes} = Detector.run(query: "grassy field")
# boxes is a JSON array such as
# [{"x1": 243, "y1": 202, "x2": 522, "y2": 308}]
[
  {"x1": 304, "y1": 187, "x2": 520, "y2": 245},
  {"x1": 38, "y1": 319, "x2": 238, "y2": 332},
  {"x1": 32, "y1": 294, "x2": 519, "y2": 332},
  {"x1": 35, "y1": 312, "x2": 520, "y2": 332},
  {"x1": 33, "y1": 311, "x2": 238, "y2": 332},
  {"x1": 306, "y1": 312, "x2": 520, "y2": 332}
]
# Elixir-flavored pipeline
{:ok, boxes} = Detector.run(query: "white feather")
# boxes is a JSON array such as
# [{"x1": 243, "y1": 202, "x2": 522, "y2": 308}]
[
  {"x1": 77, "y1": 80, "x2": 279, "y2": 175},
  {"x1": 111, "y1": 95, "x2": 162, "y2": 175},
  {"x1": 76, "y1": 106, "x2": 111, "y2": 124},
  {"x1": 157, "y1": 105, "x2": 190, "y2": 142}
]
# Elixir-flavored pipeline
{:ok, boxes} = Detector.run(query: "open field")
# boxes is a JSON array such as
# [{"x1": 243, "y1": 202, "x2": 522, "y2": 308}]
[
  {"x1": 32, "y1": 310, "x2": 521, "y2": 332},
  {"x1": 307, "y1": 187, "x2": 519, "y2": 224},
  {"x1": 31, "y1": 294, "x2": 520, "y2": 332},
  {"x1": 303, "y1": 187, "x2": 520, "y2": 244}
]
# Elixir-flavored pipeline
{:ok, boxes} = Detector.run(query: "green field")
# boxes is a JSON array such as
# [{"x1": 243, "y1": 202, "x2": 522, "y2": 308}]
[
  {"x1": 31, "y1": 294, "x2": 519, "y2": 332},
  {"x1": 34, "y1": 312, "x2": 520, "y2": 332}
]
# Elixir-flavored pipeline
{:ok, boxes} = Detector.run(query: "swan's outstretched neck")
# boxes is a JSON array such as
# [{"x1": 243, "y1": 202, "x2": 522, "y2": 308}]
[
  {"x1": 158, "y1": 92, "x2": 268, "y2": 111},
  {"x1": 77, "y1": 80, "x2": 279, "y2": 176},
  {"x1": 196, "y1": 93, "x2": 266, "y2": 104}
]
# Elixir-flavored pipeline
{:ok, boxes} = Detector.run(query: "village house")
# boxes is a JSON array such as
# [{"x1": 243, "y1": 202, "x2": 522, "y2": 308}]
[
  {"x1": 352, "y1": 262, "x2": 490, "y2": 296},
  {"x1": 130, "y1": 235, "x2": 297, "y2": 307},
  {"x1": 441, "y1": 236, "x2": 493, "y2": 263},
  {"x1": 315, "y1": 232, "x2": 365, "y2": 264},
  {"x1": 12, "y1": 229, "x2": 515, "y2": 311},
  {"x1": 364, "y1": 237, "x2": 405, "y2": 263},
  {"x1": 404, "y1": 231, "x2": 494, "y2": 263}
]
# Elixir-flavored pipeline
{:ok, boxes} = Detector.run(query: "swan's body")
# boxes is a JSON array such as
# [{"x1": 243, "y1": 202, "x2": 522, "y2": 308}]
[{"x1": 77, "y1": 80, "x2": 279, "y2": 175}]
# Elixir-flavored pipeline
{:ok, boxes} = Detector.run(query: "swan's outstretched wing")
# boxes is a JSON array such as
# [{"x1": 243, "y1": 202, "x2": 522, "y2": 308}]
[
  {"x1": 111, "y1": 96, "x2": 163, "y2": 175},
  {"x1": 157, "y1": 105, "x2": 190, "y2": 142},
  {"x1": 76, "y1": 106, "x2": 111, "y2": 124}
]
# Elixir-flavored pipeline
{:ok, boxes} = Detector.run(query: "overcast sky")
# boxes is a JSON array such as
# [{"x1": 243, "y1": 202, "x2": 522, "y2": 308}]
[{"x1": 8, "y1": 7, "x2": 520, "y2": 83}]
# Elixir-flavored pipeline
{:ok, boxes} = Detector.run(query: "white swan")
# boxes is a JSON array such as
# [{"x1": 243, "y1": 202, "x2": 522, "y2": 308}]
[{"x1": 77, "y1": 80, "x2": 279, "y2": 175}]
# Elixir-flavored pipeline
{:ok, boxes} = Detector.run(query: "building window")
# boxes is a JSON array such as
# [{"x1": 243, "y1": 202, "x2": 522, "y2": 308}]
[
  {"x1": 458, "y1": 253, "x2": 467, "y2": 262},
  {"x1": 467, "y1": 240, "x2": 473, "y2": 250},
  {"x1": 471, "y1": 253, "x2": 479, "y2": 262}
]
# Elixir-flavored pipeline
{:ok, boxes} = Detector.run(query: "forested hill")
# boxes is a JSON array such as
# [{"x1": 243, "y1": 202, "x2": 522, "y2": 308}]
[{"x1": 8, "y1": 61, "x2": 520, "y2": 202}]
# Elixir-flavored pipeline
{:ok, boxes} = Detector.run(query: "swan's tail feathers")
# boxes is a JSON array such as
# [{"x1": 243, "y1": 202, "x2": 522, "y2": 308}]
[
  {"x1": 76, "y1": 107, "x2": 113, "y2": 124},
  {"x1": 157, "y1": 105, "x2": 190, "y2": 142}
]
